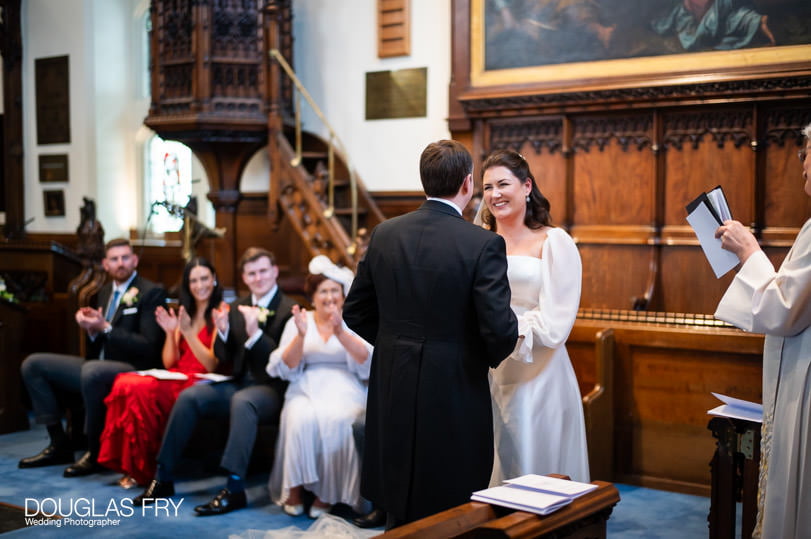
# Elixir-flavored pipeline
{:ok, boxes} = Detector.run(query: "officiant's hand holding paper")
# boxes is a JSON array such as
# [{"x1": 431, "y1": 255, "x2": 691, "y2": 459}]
[
  {"x1": 685, "y1": 188, "x2": 739, "y2": 278},
  {"x1": 715, "y1": 220, "x2": 761, "y2": 265}
]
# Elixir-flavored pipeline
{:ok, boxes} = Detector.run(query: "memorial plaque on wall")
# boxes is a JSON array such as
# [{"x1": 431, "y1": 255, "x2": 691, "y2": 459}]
[
  {"x1": 365, "y1": 67, "x2": 427, "y2": 120},
  {"x1": 35, "y1": 55, "x2": 71, "y2": 144},
  {"x1": 38, "y1": 154, "x2": 69, "y2": 183}
]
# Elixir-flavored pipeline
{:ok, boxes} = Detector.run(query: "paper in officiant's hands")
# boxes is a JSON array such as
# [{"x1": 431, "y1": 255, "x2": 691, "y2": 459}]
[{"x1": 686, "y1": 186, "x2": 739, "y2": 278}]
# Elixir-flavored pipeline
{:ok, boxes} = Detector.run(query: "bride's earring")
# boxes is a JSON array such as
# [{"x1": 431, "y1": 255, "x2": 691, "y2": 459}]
[{"x1": 526, "y1": 195, "x2": 530, "y2": 203}]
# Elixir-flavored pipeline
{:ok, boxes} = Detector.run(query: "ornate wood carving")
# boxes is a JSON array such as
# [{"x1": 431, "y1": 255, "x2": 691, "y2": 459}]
[
  {"x1": 572, "y1": 116, "x2": 653, "y2": 153},
  {"x1": 489, "y1": 119, "x2": 563, "y2": 155},
  {"x1": 459, "y1": 76, "x2": 811, "y2": 116},
  {"x1": 663, "y1": 110, "x2": 753, "y2": 150},
  {"x1": 763, "y1": 109, "x2": 811, "y2": 148}
]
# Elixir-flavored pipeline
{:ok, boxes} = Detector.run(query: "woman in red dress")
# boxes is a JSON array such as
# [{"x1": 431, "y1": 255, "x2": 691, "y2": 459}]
[{"x1": 98, "y1": 257, "x2": 223, "y2": 487}]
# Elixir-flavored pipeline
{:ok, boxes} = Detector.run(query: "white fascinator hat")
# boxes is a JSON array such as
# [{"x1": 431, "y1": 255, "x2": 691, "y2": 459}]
[{"x1": 308, "y1": 255, "x2": 354, "y2": 296}]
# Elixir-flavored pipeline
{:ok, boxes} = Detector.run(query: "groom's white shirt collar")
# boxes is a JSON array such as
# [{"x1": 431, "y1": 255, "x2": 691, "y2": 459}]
[{"x1": 426, "y1": 197, "x2": 463, "y2": 216}]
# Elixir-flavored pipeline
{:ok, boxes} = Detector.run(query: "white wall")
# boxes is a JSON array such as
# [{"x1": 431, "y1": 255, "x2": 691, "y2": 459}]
[
  {"x1": 22, "y1": 0, "x2": 148, "y2": 238},
  {"x1": 22, "y1": 0, "x2": 91, "y2": 234},
  {"x1": 292, "y1": 0, "x2": 451, "y2": 192}
]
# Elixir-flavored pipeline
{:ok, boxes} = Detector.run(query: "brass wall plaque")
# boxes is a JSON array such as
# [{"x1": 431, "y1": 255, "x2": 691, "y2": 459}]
[
  {"x1": 35, "y1": 55, "x2": 71, "y2": 144},
  {"x1": 39, "y1": 154, "x2": 69, "y2": 183},
  {"x1": 365, "y1": 67, "x2": 427, "y2": 120}
]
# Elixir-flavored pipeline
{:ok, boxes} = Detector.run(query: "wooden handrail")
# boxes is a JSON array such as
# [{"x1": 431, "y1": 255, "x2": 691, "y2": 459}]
[{"x1": 268, "y1": 48, "x2": 360, "y2": 256}]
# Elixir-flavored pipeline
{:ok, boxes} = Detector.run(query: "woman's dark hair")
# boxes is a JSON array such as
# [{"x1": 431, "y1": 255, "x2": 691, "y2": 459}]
[
  {"x1": 180, "y1": 257, "x2": 222, "y2": 329},
  {"x1": 480, "y1": 149, "x2": 552, "y2": 232}
]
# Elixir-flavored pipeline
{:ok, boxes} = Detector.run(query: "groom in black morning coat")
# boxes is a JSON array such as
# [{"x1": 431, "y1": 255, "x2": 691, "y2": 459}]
[{"x1": 344, "y1": 139, "x2": 518, "y2": 528}]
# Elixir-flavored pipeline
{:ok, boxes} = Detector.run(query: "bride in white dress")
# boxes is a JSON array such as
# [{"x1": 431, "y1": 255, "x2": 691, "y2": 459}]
[
  {"x1": 478, "y1": 149, "x2": 589, "y2": 485},
  {"x1": 266, "y1": 256, "x2": 373, "y2": 519}
]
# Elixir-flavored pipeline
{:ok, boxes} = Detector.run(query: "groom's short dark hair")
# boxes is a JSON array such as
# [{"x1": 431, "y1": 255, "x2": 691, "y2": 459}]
[{"x1": 419, "y1": 140, "x2": 473, "y2": 198}]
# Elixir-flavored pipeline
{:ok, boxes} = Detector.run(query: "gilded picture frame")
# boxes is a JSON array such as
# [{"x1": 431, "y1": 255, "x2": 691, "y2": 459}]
[{"x1": 469, "y1": 0, "x2": 811, "y2": 92}]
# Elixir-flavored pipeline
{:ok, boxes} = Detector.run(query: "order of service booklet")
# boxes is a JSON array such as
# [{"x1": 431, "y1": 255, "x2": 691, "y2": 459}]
[
  {"x1": 707, "y1": 392, "x2": 763, "y2": 423},
  {"x1": 471, "y1": 474, "x2": 598, "y2": 516},
  {"x1": 685, "y1": 185, "x2": 739, "y2": 278}
]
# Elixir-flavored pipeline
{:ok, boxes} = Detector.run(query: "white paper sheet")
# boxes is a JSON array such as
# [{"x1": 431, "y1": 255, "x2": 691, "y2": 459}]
[
  {"x1": 504, "y1": 474, "x2": 598, "y2": 498},
  {"x1": 135, "y1": 369, "x2": 188, "y2": 381},
  {"x1": 471, "y1": 485, "x2": 572, "y2": 516},
  {"x1": 707, "y1": 392, "x2": 762, "y2": 423},
  {"x1": 686, "y1": 201, "x2": 740, "y2": 278}
]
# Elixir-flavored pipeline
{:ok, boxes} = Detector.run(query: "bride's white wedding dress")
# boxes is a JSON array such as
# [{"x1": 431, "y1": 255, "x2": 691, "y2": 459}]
[{"x1": 489, "y1": 227, "x2": 590, "y2": 485}]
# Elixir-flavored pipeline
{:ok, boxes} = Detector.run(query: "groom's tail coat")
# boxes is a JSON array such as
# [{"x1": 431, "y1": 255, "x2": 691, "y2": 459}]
[{"x1": 344, "y1": 199, "x2": 518, "y2": 523}]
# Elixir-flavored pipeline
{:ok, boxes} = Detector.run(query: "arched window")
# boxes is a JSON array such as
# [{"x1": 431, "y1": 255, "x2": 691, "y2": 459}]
[{"x1": 145, "y1": 136, "x2": 193, "y2": 234}]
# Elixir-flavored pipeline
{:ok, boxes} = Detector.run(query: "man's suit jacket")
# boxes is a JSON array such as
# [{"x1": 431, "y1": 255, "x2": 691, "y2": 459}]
[
  {"x1": 88, "y1": 274, "x2": 166, "y2": 370},
  {"x1": 214, "y1": 291, "x2": 295, "y2": 386},
  {"x1": 344, "y1": 199, "x2": 518, "y2": 523}
]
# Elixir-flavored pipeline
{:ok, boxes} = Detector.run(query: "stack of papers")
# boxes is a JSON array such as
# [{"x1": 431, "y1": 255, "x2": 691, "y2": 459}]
[
  {"x1": 471, "y1": 474, "x2": 598, "y2": 516},
  {"x1": 685, "y1": 186, "x2": 739, "y2": 278},
  {"x1": 707, "y1": 392, "x2": 762, "y2": 423},
  {"x1": 135, "y1": 369, "x2": 189, "y2": 381}
]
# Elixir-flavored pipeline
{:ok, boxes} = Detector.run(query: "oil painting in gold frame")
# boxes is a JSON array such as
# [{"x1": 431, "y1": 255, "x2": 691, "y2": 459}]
[{"x1": 469, "y1": 0, "x2": 811, "y2": 92}]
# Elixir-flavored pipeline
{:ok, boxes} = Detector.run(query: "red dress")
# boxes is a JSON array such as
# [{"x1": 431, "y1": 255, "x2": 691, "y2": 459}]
[{"x1": 98, "y1": 326, "x2": 213, "y2": 485}]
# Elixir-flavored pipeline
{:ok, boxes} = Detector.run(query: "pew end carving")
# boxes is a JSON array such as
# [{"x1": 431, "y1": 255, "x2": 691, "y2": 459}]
[{"x1": 568, "y1": 326, "x2": 615, "y2": 482}]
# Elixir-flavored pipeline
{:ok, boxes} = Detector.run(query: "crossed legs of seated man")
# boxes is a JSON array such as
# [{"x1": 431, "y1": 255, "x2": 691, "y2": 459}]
[
  {"x1": 133, "y1": 381, "x2": 283, "y2": 516},
  {"x1": 19, "y1": 355, "x2": 133, "y2": 475}
]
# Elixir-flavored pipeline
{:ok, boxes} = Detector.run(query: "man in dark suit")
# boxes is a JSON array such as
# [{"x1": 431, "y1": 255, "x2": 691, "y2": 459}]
[
  {"x1": 19, "y1": 238, "x2": 166, "y2": 475},
  {"x1": 343, "y1": 139, "x2": 519, "y2": 529},
  {"x1": 132, "y1": 247, "x2": 295, "y2": 516}
]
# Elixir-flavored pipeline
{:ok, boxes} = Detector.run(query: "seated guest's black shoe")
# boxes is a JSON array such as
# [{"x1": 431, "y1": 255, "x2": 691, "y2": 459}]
[
  {"x1": 352, "y1": 508, "x2": 386, "y2": 529},
  {"x1": 63, "y1": 451, "x2": 104, "y2": 477},
  {"x1": 194, "y1": 488, "x2": 247, "y2": 516},
  {"x1": 18, "y1": 445, "x2": 74, "y2": 468},
  {"x1": 133, "y1": 480, "x2": 175, "y2": 506}
]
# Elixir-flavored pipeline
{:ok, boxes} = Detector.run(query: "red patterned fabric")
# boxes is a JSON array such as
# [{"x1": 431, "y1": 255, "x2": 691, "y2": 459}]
[{"x1": 98, "y1": 326, "x2": 213, "y2": 485}]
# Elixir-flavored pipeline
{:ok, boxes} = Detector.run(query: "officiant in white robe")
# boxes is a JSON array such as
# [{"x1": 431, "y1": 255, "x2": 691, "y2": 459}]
[{"x1": 714, "y1": 122, "x2": 811, "y2": 539}]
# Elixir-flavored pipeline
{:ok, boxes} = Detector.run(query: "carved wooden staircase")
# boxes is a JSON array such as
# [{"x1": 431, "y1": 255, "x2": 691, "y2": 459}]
[{"x1": 269, "y1": 126, "x2": 384, "y2": 269}]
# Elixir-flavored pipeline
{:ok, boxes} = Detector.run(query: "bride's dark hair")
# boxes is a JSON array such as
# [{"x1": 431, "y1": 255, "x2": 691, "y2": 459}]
[{"x1": 480, "y1": 149, "x2": 551, "y2": 232}]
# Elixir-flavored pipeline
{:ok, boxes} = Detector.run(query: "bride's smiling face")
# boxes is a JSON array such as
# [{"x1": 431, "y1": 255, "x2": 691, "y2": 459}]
[{"x1": 482, "y1": 166, "x2": 531, "y2": 222}]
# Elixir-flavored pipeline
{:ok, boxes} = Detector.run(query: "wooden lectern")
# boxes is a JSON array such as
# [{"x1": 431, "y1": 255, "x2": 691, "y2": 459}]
[
  {"x1": 707, "y1": 416, "x2": 761, "y2": 539},
  {"x1": 377, "y1": 478, "x2": 620, "y2": 539}
]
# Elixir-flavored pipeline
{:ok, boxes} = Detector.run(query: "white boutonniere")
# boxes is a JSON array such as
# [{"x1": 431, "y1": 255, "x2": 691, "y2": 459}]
[
  {"x1": 121, "y1": 287, "x2": 139, "y2": 307},
  {"x1": 256, "y1": 306, "x2": 275, "y2": 324}
]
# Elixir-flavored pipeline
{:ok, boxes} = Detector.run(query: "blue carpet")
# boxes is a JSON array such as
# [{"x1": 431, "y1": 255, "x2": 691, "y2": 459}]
[{"x1": 0, "y1": 422, "x2": 713, "y2": 537}]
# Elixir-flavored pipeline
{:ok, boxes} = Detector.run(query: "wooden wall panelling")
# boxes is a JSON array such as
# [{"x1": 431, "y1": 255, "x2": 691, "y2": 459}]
[
  {"x1": 662, "y1": 109, "x2": 755, "y2": 230},
  {"x1": 657, "y1": 247, "x2": 735, "y2": 314},
  {"x1": 578, "y1": 244, "x2": 654, "y2": 310},
  {"x1": 762, "y1": 108, "x2": 811, "y2": 244}
]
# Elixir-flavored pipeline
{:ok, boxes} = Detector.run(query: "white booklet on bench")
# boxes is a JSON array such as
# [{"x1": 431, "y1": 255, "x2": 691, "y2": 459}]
[{"x1": 471, "y1": 474, "x2": 598, "y2": 516}]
